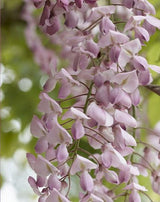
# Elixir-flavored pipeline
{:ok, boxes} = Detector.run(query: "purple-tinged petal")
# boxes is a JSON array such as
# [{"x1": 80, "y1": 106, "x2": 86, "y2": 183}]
[
  {"x1": 151, "y1": 177, "x2": 160, "y2": 195},
  {"x1": 43, "y1": 76, "x2": 57, "y2": 92},
  {"x1": 39, "y1": 195, "x2": 48, "y2": 202},
  {"x1": 87, "y1": 133, "x2": 102, "y2": 149},
  {"x1": 65, "y1": 11, "x2": 78, "y2": 28},
  {"x1": 118, "y1": 48, "x2": 131, "y2": 69},
  {"x1": 48, "y1": 174, "x2": 61, "y2": 191},
  {"x1": 123, "y1": 0, "x2": 134, "y2": 8},
  {"x1": 70, "y1": 107, "x2": 90, "y2": 120},
  {"x1": 80, "y1": 193, "x2": 104, "y2": 202},
  {"x1": 108, "y1": 143, "x2": 127, "y2": 167},
  {"x1": 119, "y1": 126, "x2": 137, "y2": 146},
  {"x1": 46, "y1": 188, "x2": 70, "y2": 202},
  {"x1": 95, "y1": 85, "x2": 110, "y2": 107},
  {"x1": 35, "y1": 136, "x2": 48, "y2": 153},
  {"x1": 26, "y1": 153, "x2": 36, "y2": 170},
  {"x1": 104, "y1": 169, "x2": 119, "y2": 184},
  {"x1": 146, "y1": 16, "x2": 160, "y2": 30},
  {"x1": 39, "y1": 0, "x2": 50, "y2": 26},
  {"x1": 87, "y1": 6, "x2": 115, "y2": 22},
  {"x1": 87, "y1": 102, "x2": 113, "y2": 127},
  {"x1": 47, "y1": 122, "x2": 72, "y2": 146},
  {"x1": 70, "y1": 155, "x2": 97, "y2": 175},
  {"x1": 119, "y1": 166, "x2": 130, "y2": 183},
  {"x1": 56, "y1": 143, "x2": 68, "y2": 163},
  {"x1": 100, "y1": 16, "x2": 115, "y2": 35},
  {"x1": 98, "y1": 30, "x2": 129, "y2": 48},
  {"x1": 138, "y1": 69, "x2": 151, "y2": 85},
  {"x1": 38, "y1": 93, "x2": 62, "y2": 114},
  {"x1": 143, "y1": 20, "x2": 156, "y2": 36},
  {"x1": 71, "y1": 119, "x2": 85, "y2": 140},
  {"x1": 58, "y1": 81, "x2": 71, "y2": 99},
  {"x1": 30, "y1": 115, "x2": 46, "y2": 138},
  {"x1": 115, "y1": 109, "x2": 137, "y2": 128},
  {"x1": 124, "y1": 182, "x2": 148, "y2": 191},
  {"x1": 110, "y1": 45, "x2": 121, "y2": 63},
  {"x1": 135, "y1": 26, "x2": 150, "y2": 42},
  {"x1": 149, "y1": 65, "x2": 160, "y2": 73},
  {"x1": 131, "y1": 89, "x2": 140, "y2": 106},
  {"x1": 110, "y1": 88, "x2": 132, "y2": 108},
  {"x1": 112, "y1": 70, "x2": 139, "y2": 93},
  {"x1": 101, "y1": 150, "x2": 112, "y2": 168},
  {"x1": 94, "y1": 73, "x2": 105, "y2": 87},
  {"x1": 129, "y1": 190, "x2": 141, "y2": 202},
  {"x1": 34, "y1": 155, "x2": 58, "y2": 177},
  {"x1": 78, "y1": 55, "x2": 89, "y2": 70},
  {"x1": 132, "y1": 56, "x2": 148, "y2": 71},
  {"x1": 81, "y1": 40, "x2": 99, "y2": 58},
  {"x1": 122, "y1": 38, "x2": 141, "y2": 55},
  {"x1": 46, "y1": 16, "x2": 60, "y2": 35},
  {"x1": 45, "y1": 146, "x2": 56, "y2": 161},
  {"x1": 33, "y1": 0, "x2": 45, "y2": 8},
  {"x1": 36, "y1": 175, "x2": 46, "y2": 187},
  {"x1": 75, "y1": 0, "x2": 83, "y2": 8},
  {"x1": 80, "y1": 171, "x2": 94, "y2": 192},
  {"x1": 28, "y1": 176, "x2": 41, "y2": 195}
]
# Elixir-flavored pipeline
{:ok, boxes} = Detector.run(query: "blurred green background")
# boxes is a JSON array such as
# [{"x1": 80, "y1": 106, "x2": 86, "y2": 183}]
[{"x1": 1, "y1": 0, "x2": 160, "y2": 201}]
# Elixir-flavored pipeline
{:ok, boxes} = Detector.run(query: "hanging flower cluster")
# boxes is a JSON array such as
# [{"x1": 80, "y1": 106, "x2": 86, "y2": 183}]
[{"x1": 24, "y1": 0, "x2": 160, "y2": 201}]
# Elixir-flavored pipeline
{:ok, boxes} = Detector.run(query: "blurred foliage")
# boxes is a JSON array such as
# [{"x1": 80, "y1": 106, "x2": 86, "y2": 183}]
[
  {"x1": 1, "y1": 0, "x2": 41, "y2": 157},
  {"x1": 1, "y1": 0, "x2": 160, "y2": 201}
]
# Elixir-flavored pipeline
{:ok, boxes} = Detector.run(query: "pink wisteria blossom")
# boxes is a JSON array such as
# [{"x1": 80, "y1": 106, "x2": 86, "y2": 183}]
[{"x1": 24, "y1": 0, "x2": 160, "y2": 201}]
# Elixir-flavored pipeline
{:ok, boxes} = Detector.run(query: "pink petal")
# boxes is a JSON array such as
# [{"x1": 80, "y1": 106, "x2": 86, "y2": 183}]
[
  {"x1": 119, "y1": 126, "x2": 137, "y2": 146},
  {"x1": 130, "y1": 89, "x2": 140, "y2": 106},
  {"x1": 75, "y1": 0, "x2": 83, "y2": 8},
  {"x1": 149, "y1": 65, "x2": 160, "y2": 73},
  {"x1": 56, "y1": 143, "x2": 69, "y2": 163},
  {"x1": 48, "y1": 174, "x2": 61, "y2": 191},
  {"x1": 87, "y1": 6, "x2": 115, "y2": 22},
  {"x1": 146, "y1": 16, "x2": 160, "y2": 29},
  {"x1": 104, "y1": 169, "x2": 119, "y2": 184},
  {"x1": 34, "y1": 155, "x2": 58, "y2": 177},
  {"x1": 70, "y1": 155, "x2": 97, "y2": 175},
  {"x1": 28, "y1": 176, "x2": 41, "y2": 195},
  {"x1": 115, "y1": 109, "x2": 137, "y2": 128},
  {"x1": 87, "y1": 102, "x2": 113, "y2": 127},
  {"x1": 138, "y1": 69, "x2": 151, "y2": 85},
  {"x1": 47, "y1": 121, "x2": 72, "y2": 146},
  {"x1": 100, "y1": 16, "x2": 115, "y2": 35},
  {"x1": 122, "y1": 39, "x2": 141, "y2": 55},
  {"x1": 95, "y1": 85, "x2": 110, "y2": 107},
  {"x1": 110, "y1": 45, "x2": 121, "y2": 63},
  {"x1": 71, "y1": 119, "x2": 85, "y2": 140},
  {"x1": 70, "y1": 107, "x2": 90, "y2": 119},
  {"x1": 98, "y1": 30, "x2": 129, "y2": 48},
  {"x1": 118, "y1": 48, "x2": 131, "y2": 69},
  {"x1": 129, "y1": 190, "x2": 141, "y2": 202},
  {"x1": 46, "y1": 16, "x2": 60, "y2": 35},
  {"x1": 135, "y1": 26, "x2": 150, "y2": 42},
  {"x1": 39, "y1": 1, "x2": 50, "y2": 26},
  {"x1": 35, "y1": 136, "x2": 48, "y2": 153},
  {"x1": 58, "y1": 81, "x2": 71, "y2": 99},
  {"x1": 80, "y1": 171, "x2": 94, "y2": 192},
  {"x1": 46, "y1": 189, "x2": 70, "y2": 202},
  {"x1": 38, "y1": 93, "x2": 62, "y2": 114},
  {"x1": 26, "y1": 153, "x2": 36, "y2": 170},
  {"x1": 30, "y1": 115, "x2": 46, "y2": 138},
  {"x1": 132, "y1": 56, "x2": 148, "y2": 71},
  {"x1": 101, "y1": 150, "x2": 112, "y2": 168},
  {"x1": 124, "y1": 182, "x2": 148, "y2": 191}
]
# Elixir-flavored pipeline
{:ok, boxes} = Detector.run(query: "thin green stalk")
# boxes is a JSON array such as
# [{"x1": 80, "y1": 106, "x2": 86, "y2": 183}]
[{"x1": 83, "y1": 82, "x2": 94, "y2": 113}]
